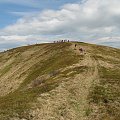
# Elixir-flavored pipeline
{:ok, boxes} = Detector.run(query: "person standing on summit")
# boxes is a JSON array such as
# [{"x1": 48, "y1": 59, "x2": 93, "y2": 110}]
[{"x1": 75, "y1": 44, "x2": 77, "y2": 48}]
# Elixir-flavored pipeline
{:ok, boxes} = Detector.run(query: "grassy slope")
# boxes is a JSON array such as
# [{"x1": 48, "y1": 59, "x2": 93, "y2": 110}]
[
  {"x1": 0, "y1": 42, "x2": 80, "y2": 119},
  {"x1": 88, "y1": 45, "x2": 120, "y2": 120},
  {"x1": 0, "y1": 42, "x2": 119, "y2": 120}
]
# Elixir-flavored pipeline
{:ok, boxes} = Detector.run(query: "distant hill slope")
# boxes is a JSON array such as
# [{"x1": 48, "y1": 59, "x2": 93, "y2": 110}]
[{"x1": 0, "y1": 42, "x2": 120, "y2": 120}]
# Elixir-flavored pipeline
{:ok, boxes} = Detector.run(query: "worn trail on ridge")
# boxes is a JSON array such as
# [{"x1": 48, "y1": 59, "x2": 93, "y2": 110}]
[{"x1": 29, "y1": 43, "x2": 99, "y2": 120}]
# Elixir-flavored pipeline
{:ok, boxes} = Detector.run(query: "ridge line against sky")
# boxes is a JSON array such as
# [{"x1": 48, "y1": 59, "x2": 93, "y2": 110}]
[{"x1": 0, "y1": 0, "x2": 120, "y2": 51}]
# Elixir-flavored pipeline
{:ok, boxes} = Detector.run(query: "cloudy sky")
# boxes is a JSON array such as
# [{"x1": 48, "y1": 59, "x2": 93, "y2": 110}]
[{"x1": 0, "y1": 0, "x2": 120, "y2": 51}]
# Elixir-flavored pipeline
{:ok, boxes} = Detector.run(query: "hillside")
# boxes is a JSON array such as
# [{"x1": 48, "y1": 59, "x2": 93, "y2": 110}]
[{"x1": 0, "y1": 42, "x2": 120, "y2": 120}]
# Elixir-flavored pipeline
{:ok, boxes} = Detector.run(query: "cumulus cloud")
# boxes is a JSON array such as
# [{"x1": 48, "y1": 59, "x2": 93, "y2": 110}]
[{"x1": 0, "y1": 0, "x2": 120, "y2": 49}]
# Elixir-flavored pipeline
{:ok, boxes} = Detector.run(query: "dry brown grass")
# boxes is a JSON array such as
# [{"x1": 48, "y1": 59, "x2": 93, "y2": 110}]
[{"x1": 0, "y1": 42, "x2": 119, "y2": 120}]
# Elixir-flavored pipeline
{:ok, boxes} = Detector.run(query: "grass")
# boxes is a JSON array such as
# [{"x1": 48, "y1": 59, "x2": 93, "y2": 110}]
[
  {"x1": 61, "y1": 65, "x2": 89, "y2": 78},
  {"x1": 85, "y1": 108, "x2": 93, "y2": 116},
  {"x1": 0, "y1": 42, "x2": 80, "y2": 119},
  {"x1": 88, "y1": 66, "x2": 120, "y2": 120},
  {"x1": 0, "y1": 63, "x2": 13, "y2": 77},
  {"x1": 0, "y1": 42, "x2": 119, "y2": 119}
]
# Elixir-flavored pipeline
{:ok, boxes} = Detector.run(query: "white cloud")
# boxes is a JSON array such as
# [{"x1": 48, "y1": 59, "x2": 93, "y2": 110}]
[{"x1": 0, "y1": 0, "x2": 120, "y2": 49}]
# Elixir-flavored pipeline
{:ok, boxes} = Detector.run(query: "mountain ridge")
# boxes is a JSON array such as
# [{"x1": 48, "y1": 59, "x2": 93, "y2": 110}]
[{"x1": 0, "y1": 42, "x2": 120, "y2": 120}]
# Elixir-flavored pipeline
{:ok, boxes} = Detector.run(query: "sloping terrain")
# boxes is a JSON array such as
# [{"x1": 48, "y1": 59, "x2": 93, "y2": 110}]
[{"x1": 0, "y1": 42, "x2": 119, "y2": 120}]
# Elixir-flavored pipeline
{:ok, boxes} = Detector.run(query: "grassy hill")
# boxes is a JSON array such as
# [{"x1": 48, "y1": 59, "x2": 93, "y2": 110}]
[{"x1": 0, "y1": 42, "x2": 120, "y2": 120}]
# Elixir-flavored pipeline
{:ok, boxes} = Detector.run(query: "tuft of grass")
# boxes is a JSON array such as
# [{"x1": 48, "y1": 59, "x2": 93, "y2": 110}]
[{"x1": 85, "y1": 108, "x2": 93, "y2": 116}]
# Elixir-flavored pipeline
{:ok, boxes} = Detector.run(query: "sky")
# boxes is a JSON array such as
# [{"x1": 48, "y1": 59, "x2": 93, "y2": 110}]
[{"x1": 0, "y1": 0, "x2": 120, "y2": 51}]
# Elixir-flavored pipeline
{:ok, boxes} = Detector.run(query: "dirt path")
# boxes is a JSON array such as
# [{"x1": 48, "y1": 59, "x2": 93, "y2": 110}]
[
  {"x1": 29, "y1": 43, "x2": 99, "y2": 120},
  {"x1": 69, "y1": 43, "x2": 99, "y2": 119}
]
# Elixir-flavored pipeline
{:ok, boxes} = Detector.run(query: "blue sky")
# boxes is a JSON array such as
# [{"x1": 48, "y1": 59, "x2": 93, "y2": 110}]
[
  {"x1": 0, "y1": 0, "x2": 79, "y2": 28},
  {"x1": 0, "y1": 0, "x2": 120, "y2": 51}
]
